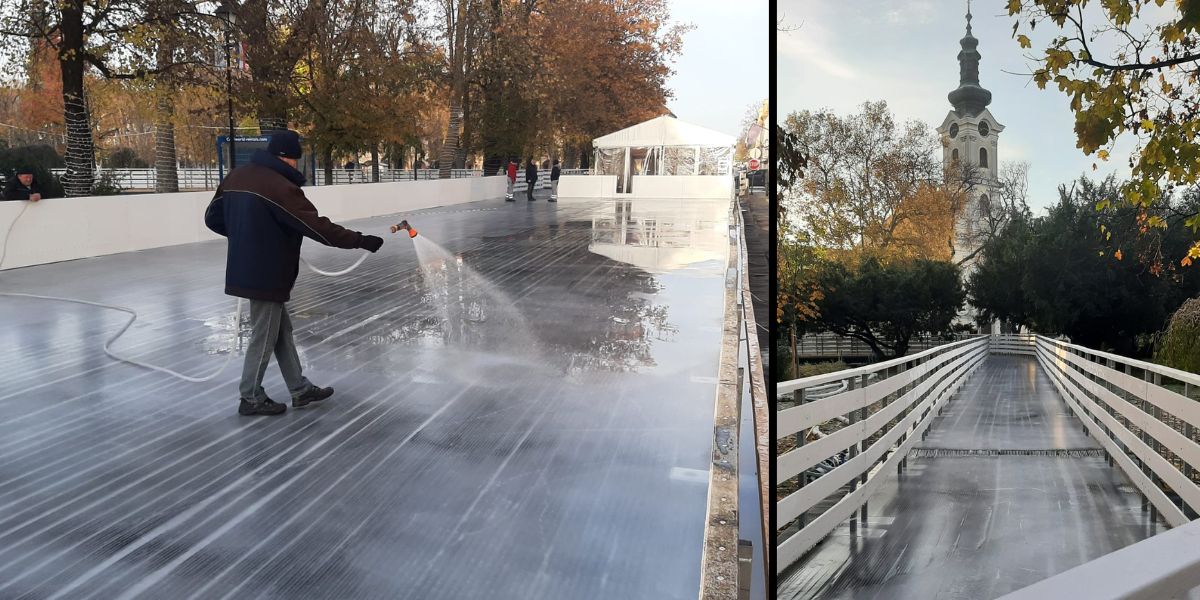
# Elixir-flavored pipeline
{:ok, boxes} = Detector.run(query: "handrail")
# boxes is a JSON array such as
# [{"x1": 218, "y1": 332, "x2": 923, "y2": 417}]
[
  {"x1": 778, "y1": 335, "x2": 985, "y2": 396},
  {"x1": 775, "y1": 335, "x2": 989, "y2": 573},
  {"x1": 993, "y1": 334, "x2": 1200, "y2": 598},
  {"x1": 779, "y1": 332, "x2": 1200, "y2": 596},
  {"x1": 999, "y1": 518, "x2": 1200, "y2": 600},
  {"x1": 1032, "y1": 335, "x2": 1200, "y2": 526}
]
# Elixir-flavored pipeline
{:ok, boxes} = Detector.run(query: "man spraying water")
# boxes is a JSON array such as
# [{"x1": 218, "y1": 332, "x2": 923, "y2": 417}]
[{"x1": 204, "y1": 130, "x2": 386, "y2": 416}]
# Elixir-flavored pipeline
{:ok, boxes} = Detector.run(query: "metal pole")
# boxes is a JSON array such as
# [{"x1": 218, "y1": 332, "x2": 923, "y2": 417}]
[{"x1": 225, "y1": 21, "x2": 236, "y2": 170}]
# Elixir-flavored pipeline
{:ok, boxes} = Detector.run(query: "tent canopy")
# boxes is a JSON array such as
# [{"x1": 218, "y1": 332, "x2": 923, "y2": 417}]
[{"x1": 593, "y1": 116, "x2": 735, "y2": 149}]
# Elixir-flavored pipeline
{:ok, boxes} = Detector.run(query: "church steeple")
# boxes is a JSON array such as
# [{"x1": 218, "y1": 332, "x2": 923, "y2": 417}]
[{"x1": 948, "y1": 1, "x2": 992, "y2": 116}]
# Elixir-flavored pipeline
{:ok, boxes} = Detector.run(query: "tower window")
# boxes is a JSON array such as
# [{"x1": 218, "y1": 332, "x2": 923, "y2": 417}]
[
  {"x1": 952, "y1": 148, "x2": 959, "y2": 163},
  {"x1": 979, "y1": 148, "x2": 988, "y2": 168}
]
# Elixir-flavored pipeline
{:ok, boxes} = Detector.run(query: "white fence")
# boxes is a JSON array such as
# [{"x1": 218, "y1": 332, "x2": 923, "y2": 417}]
[
  {"x1": 49, "y1": 167, "x2": 590, "y2": 192},
  {"x1": 778, "y1": 333, "x2": 1200, "y2": 598},
  {"x1": 775, "y1": 335, "x2": 990, "y2": 573},
  {"x1": 997, "y1": 333, "x2": 1200, "y2": 599}
]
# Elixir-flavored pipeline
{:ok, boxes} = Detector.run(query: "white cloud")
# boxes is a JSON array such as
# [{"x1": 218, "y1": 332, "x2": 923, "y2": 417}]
[{"x1": 777, "y1": 22, "x2": 858, "y2": 81}]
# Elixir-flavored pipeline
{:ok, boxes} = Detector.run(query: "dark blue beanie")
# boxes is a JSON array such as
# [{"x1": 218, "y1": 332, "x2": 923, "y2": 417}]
[{"x1": 268, "y1": 130, "x2": 303, "y2": 159}]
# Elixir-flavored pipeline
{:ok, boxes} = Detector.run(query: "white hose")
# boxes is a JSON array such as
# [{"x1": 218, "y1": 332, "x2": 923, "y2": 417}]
[
  {"x1": 1, "y1": 292, "x2": 245, "y2": 383},
  {"x1": 0, "y1": 200, "x2": 29, "y2": 269},
  {"x1": 0, "y1": 202, "x2": 372, "y2": 382},
  {"x1": 299, "y1": 252, "x2": 370, "y2": 276}
]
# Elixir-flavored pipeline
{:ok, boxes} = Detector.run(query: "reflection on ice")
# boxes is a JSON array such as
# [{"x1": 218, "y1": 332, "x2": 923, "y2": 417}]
[
  {"x1": 588, "y1": 199, "x2": 729, "y2": 273},
  {"x1": 324, "y1": 199, "x2": 729, "y2": 377}
]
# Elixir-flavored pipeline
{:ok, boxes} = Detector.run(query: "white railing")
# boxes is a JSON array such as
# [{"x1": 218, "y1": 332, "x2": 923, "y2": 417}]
[
  {"x1": 779, "y1": 332, "x2": 1200, "y2": 595},
  {"x1": 989, "y1": 333, "x2": 1037, "y2": 355},
  {"x1": 775, "y1": 335, "x2": 990, "y2": 573},
  {"x1": 1040, "y1": 335, "x2": 1200, "y2": 522},
  {"x1": 1029, "y1": 335, "x2": 1200, "y2": 527},
  {"x1": 999, "y1": 518, "x2": 1200, "y2": 600},
  {"x1": 987, "y1": 333, "x2": 1200, "y2": 599}
]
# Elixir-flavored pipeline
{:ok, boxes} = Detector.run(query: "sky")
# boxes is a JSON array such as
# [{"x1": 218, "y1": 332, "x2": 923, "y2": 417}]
[
  {"x1": 666, "y1": 0, "x2": 769, "y2": 137},
  {"x1": 777, "y1": 0, "x2": 1163, "y2": 212}
]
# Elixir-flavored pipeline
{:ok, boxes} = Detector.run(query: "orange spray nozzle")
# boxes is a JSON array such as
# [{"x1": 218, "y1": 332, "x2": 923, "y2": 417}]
[{"x1": 390, "y1": 220, "x2": 418, "y2": 238}]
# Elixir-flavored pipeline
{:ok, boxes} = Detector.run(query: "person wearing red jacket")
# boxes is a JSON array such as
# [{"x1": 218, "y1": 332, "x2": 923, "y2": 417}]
[{"x1": 505, "y1": 159, "x2": 517, "y2": 201}]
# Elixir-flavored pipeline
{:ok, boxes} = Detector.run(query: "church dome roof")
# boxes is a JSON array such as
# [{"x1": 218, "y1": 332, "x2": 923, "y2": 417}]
[{"x1": 948, "y1": 6, "x2": 992, "y2": 116}]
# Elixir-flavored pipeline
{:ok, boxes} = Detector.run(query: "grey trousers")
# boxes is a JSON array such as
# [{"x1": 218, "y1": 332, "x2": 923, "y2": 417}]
[
  {"x1": 506, "y1": 180, "x2": 514, "y2": 197},
  {"x1": 240, "y1": 299, "x2": 313, "y2": 401},
  {"x1": 550, "y1": 179, "x2": 559, "y2": 198}
]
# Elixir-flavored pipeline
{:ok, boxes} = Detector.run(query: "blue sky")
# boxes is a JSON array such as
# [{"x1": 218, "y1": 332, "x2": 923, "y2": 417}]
[
  {"x1": 776, "y1": 0, "x2": 1159, "y2": 212},
  {"x1": 666, "y1": 0, "x2": 768, "y2": 137}
]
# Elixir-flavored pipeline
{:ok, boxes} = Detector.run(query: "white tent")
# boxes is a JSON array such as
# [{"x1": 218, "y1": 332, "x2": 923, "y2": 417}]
[
  {"x1": 592, "y1": 116, "x2": 735, "y2": 194},
  {"x1": 593, "y1": 115, "x2": 736, "y2": 148}
]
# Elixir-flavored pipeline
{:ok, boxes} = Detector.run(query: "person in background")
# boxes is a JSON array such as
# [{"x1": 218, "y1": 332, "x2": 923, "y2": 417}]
[
  {"x1": 549, "y1": 159, "x2": 560, "y2": 202},
  {"x1": 525, "y1": 158, "x2": 538, "y2": 201},
  {"x1": 344, "y1": 160, "x2": 356, "y2": 184},
  {"x1": 506, "y1": 158, "x2": 517, "y2": 201},
  {"x1": 204, "y1": 130, "x2": 384, "y2": 416},
  {"x1": 2, "y1": 167, "x2": 42, "y2": 202}
]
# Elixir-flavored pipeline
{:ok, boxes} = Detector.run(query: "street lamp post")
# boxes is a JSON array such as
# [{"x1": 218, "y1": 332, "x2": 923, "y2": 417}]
[{"x1": 215, "y1": 5, "x2": 237, "y2": 170}]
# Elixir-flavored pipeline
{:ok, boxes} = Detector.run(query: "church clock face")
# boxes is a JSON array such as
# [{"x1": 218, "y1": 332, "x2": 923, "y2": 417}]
[
  {"x1": 949, "y1": 123, "x2": 959, "y2": 138},
  {"x1": 978, "y1": 121, "x2": 990, "y2": 137}
]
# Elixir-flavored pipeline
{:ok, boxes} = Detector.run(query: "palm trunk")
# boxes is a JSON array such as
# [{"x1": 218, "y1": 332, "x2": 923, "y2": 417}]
[
  {"x1": 59, "y1": 0, "x2": 94, "y2": 197},
  {"x1": 438, "y1": 97, "x2": 463, "y2": 179},
  {"x1": 154, "y1": 94, "x2": 179, "y2": 193}
]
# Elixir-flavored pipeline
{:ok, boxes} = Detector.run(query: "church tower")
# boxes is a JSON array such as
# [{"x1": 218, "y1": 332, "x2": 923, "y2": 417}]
[{"x1": 936, "y1": 3, "x2": 1004, "y2": 277}]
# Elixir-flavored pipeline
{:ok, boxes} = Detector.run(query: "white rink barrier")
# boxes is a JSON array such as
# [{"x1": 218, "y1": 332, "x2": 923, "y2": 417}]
[{"x1": 0, "y1": 176, "x2": 505, "y2": 270}]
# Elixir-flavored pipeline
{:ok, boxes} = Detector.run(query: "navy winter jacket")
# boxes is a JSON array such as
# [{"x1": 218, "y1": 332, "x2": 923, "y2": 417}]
[{"x1": 204, "y1": 150, "x2": 370, "y2": 302}]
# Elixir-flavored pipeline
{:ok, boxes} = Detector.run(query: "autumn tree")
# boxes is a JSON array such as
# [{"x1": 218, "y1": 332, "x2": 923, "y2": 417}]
[
  {"x1": 785, "y1": 101, "x2": 1028, "y2": 266},
  {"x1": 1008, "y1": 0, "x2": 1200, "y2": 264},
  {"x1": 531, "y1": 0, "x2": 684, "y2": 167},
  {"x1": 0, "y1": 0, "x2": 212, "y2": 195},
  {"x1": 430, "y1": 0, "x2": 485, "y2": 178},
  {"x1": 291, "y1": 0, "x2": 435, "y2": 183}
]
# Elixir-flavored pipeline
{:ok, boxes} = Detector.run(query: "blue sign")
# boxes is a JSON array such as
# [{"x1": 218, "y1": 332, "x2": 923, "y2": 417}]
[{"x1": 216, "y1": 135, "x2": 316, "y2": 185}]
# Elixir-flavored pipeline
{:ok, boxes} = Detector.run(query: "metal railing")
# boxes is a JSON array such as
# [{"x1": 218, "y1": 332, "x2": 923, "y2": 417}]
[
  {"x1": 50, "y1": 167, "x2": 546, "y2": 191},
  {"x1": 775, "y1": 335, "x2": 990, "y2": 573},
  {"x1": 793, "y1": 332, "x2": 967, "y2": 361}
]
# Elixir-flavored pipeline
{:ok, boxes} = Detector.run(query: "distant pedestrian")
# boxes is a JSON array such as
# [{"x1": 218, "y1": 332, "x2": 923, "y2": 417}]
[
  {"x1": 2, "y1": 167, "x2": 42, "y2": 202},
  {"x1": 344, "y1": 161, "x2": 355, "y2": 184},
  {"x1": 525, "y1": 158, "x2": 537, "y2": 201},
  {"x1": 549, "y1": 159, "x2": 560, "y2": 202},
  {"x1": 506, "y1": 159, "x2": 517, "y2": 201}
]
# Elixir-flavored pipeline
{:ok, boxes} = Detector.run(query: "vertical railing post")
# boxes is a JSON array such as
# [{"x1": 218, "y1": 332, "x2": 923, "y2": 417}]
[{"x1": 847, "y1": 373, "x2": 861, "y2": 536}]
